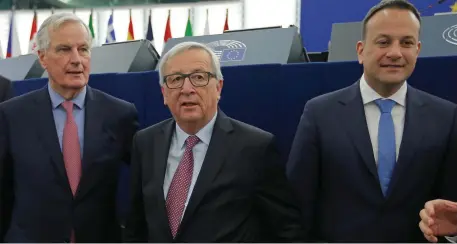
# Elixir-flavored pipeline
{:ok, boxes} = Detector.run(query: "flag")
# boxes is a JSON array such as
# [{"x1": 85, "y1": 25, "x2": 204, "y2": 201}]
[
  {"x1": 0, "y1": 40, "x2": 3, "y2": 59},
  {"x1": 88, "y1": 9, "x2": 96, "y2": 46},
  {"x1": 203, "y1": 9, "x2": 210, "y2": 35},
  {"x1": 105, "y1": 10, "x2": 116, "y2": 43},
  {"x1": 127, "y1": 9, "x2": 135, "y2": 40},
  {"x1": 164, "y1": 10, "x2": 172, "y2": 43},
  {"x1": 28, "y1": 10, "x2": 38, "y2": 53},
  {"x1": 6, "y1": 11, "x2": 21, "y2": 58},
  {"x1": 451, "y1": 1, "x2": 457, "y2": 12},
  {"x1": 145, "y1": 9, "x2": 154, "y2": 45},
  {"x1": 185, "y1": 9, "x2": 193, "y2": 36},
  {"x1": 223, "y1": 8, "x2": 229, "y2": 32}
]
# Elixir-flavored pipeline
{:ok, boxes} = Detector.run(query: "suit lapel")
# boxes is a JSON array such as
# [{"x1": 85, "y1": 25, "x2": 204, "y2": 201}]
[
  {"x1": 339, "y1": 82, "x2": 379, "y2": 179},
  {"x1": 75, "y1": 87, "x2": 108, "y2": 198},
  {"x1": 386, "y1": 86, "x2": 425, "y2": 197},
  {"x1": 177, "y1": 111, "x2": 234, "y2": 237},
  {"x1": 34, "y1": 87, "x2": 71, "y2": 193},
  {"x1": 155, "y1": 120, "x2": 175, "y2": 240},
  {"x1": 81, "y1": 87, "x2": 105, "y2": 170}
]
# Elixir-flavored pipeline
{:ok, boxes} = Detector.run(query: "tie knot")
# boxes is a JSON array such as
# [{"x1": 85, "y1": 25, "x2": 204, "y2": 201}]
[
  {"x1": 61, "y1": 101, "x2": 74, "y2": 113},
  {"x1": 375, "y1": 99, "x2": 396, "y2": 113},
  {"x1": 185, "y1": 135, "x2": 200, "y2": 149}
]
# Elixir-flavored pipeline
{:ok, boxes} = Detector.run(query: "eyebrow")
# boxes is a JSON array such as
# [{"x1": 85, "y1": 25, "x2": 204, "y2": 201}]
[
  {"x1": 375, "y1": 34, "x2": 416, "y2": 40},
  {"x1": 55, "y1": 44, "x2": 89, "y2": 49}
]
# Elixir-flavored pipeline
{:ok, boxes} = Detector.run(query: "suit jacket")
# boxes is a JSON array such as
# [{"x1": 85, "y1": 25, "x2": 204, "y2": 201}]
[
  {"x1": 124, "y1": 111, "x2": 304, "y2": 242},
  {"x1": 286, "y1": 81, "x2": 457, "y2": 242},
  {"x1": 0, "y1": 76, "x2": 13, "y2": 103},
  {"x1": 0, "y1": 85, "x2": 139, "y2": 242}
]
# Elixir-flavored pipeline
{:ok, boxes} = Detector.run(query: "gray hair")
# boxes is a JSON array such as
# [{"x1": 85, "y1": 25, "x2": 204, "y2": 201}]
[
  {"x1": 36, "y1": 13, "x2": 93, "y2": 51},
  {"x1": 158, "y1": 41, "x2": 224, "y2": 86}
]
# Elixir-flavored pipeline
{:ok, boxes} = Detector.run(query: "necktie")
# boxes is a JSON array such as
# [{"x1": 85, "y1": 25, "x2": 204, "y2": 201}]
[
  {"x1": 61, "y1": 101, "x2": 81, "y2": 243},
  {"x1": 62, "y1": 101, "x2": 82, "y2": 196},
  {"x1": 166, "y1": 135, "x2": 199, "y2": 238},
  {"x1": 375, "y1": 99, "x2": 396, "y2": 196}
]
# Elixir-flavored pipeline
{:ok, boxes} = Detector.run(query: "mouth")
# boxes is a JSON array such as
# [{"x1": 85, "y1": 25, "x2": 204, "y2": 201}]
[
  {"x1": 66, "y1": 71, "x2": 83, "y2": 75},
  {"x1": 380, "y1": 64, "x2": 405, "y2": 68},
  {"x1": 181, "y1": 102, "x2": 198, "y2": 108}
]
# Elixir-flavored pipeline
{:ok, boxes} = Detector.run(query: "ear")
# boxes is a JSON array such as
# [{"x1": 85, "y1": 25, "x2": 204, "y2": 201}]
[
  {"x1": 356, "y1": 41, "x2": 364, "y2": 65},
  {"x1": 37, "y1": 50, "x2": 47, "y2": 69},
  {"x1": 416, "y1": 41, "x2": 421, "y2": 56},
  {"x1": 216, "y1": 79, "x2": 223, "y2": 100},
  {"x1": 161, "y1": 86, "x2": 167, "y2": 105}
]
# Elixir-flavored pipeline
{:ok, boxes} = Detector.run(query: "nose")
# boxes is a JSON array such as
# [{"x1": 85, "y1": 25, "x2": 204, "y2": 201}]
[
  {"x1": 180, "y1": 77, "x2": 195, "y2": 94},
  {"x1": 386, "y1": 43, "x2": 403, "y2": 60},
  {"x1": 69, "y1": 48, "x2": 82, "y2": 66}
]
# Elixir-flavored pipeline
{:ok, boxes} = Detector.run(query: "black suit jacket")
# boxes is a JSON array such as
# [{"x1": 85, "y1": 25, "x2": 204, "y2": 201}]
[
  {"x1": 0, "y1": 76, "x2": 12, "y2": 102},
  {"x1": 124, "y1": 111, "x2": 304, "y2": 242},
  {"x1": 0, "y1": 86, "x2": 139, "y2": 242},
  {"x1": 287, "y1": 82, "x2": 457, "y2": 242}
]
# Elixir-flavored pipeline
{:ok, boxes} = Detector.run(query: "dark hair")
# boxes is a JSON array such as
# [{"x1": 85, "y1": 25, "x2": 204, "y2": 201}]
[{"x1": 362, "y1": 0, "x2": 421, "y2": 39}]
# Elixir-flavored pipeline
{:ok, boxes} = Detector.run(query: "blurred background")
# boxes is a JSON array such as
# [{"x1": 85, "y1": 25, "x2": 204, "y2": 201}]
[{"x1": 0, "y1": 0, "x2": 455, "y2": 59}]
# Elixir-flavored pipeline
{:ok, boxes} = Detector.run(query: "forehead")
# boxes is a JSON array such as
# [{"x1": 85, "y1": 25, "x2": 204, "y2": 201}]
[
  {"x1": 366, "y1": 8, "x2": 420, "y2": 38},
  {"x1": 49, "y1": 21, "x2": 90, "y2": 46},
  {"x1": 165, "y1": 49, "x2": 212, "y2": 74}
]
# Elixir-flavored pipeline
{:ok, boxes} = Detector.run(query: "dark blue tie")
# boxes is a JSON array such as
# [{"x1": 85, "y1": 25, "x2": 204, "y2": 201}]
[{"x1": 374, "y1": 99, "x2": 396, "y2": 196}]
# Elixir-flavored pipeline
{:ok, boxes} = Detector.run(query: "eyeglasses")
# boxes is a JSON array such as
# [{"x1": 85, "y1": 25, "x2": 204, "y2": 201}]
[{"x1": 163, "y1": 71, "x2": 216, "y2": 89}]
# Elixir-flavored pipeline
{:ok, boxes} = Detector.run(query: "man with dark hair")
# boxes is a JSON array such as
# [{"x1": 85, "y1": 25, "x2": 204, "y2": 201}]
[
  {"x1": 0, "y1": 76, "x2": 12, "y2": 102},
  {"x1": 361, "y1": 0, "x2": 421, "y2": 39},
  {"x1": 287, "y1": 0, "x2": 457, "y2": 242}
]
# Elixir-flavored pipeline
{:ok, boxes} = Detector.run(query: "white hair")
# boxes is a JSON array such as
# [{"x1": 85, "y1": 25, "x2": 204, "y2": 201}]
[
  {"x1": 158, "y1": 41, "x2": 224, "y2": 86},
  {"x1": 36, "y1": 13, "x2": 92, "y2": 51}
]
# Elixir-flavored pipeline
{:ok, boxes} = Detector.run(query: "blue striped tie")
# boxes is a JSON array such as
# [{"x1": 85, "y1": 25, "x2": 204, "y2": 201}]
[{"x1": 374, "y1": 99, "x2": 396, "y2": 196}]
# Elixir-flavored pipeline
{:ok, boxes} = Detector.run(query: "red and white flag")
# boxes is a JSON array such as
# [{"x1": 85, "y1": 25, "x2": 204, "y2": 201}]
[{"x1": 28, "y1": 10, "x2": 38, "y2": 53}]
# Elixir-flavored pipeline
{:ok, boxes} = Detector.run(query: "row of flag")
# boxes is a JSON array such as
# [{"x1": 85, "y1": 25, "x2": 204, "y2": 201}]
[{"x1": 3, "y1": 8, "x2": 231, "y2": 59}]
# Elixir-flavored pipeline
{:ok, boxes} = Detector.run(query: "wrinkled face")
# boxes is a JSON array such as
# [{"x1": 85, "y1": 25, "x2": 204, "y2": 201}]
[
  {"x1": 38, "y1": 21, "x2": 91, "y2": 93},
  {"x1": 161, "y1": 49, "x2": 223, "y2": 128},
  {"x1": 357, "y1": 8, "x2": 421, "y2": 86}
]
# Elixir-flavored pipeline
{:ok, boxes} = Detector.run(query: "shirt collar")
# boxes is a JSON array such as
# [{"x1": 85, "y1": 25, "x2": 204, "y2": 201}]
[
  {"x1": 175, "y1": 111, "x2": 218, "y2": 149},
  {"x1": 48, "y1": 83, "x2": 87, "y2": 109},
  {"x1": 359, "y1": 74, "x2": 407, "y2": 107}
]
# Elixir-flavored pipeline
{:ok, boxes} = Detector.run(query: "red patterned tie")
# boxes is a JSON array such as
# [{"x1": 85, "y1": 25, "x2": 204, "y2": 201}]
[
  {"x1": 166, "y1": 135, "x2": 199, "y2": 238},
  {"x1": 61, "y1": 101, "x2": 81, "y2": 243}
]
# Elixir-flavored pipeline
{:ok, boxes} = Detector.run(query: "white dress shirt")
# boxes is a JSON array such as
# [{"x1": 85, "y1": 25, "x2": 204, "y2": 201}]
[
  {"x1": 163, "y1": 111, "x2": 218, "y2": 220},
  {"x1": 359, "y1": 75, "x2": 407, "y2": 164}
]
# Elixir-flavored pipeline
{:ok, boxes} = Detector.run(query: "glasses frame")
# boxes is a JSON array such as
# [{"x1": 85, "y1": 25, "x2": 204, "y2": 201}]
[{"x1": 163, "y1": 71, "x2": 217, "y2": 89}]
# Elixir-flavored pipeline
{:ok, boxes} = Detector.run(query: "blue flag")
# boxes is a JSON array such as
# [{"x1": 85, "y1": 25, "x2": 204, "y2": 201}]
[{"x1": 146, "y1": 10, "x2": 154, "y2": 43}]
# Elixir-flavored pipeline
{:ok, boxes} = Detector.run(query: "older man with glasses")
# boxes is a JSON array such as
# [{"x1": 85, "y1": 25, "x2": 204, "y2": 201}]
[{"x1": 124, "y1": 41, "x2": 304, "y2": 242}]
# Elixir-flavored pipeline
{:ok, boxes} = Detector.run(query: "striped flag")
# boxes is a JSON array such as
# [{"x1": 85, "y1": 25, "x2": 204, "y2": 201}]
[
  {"x1": 105, "y1": 10, "x2": 116, "y2": 43},
  {"x1": 28, "y1": 10, "x2": 38, "y2": 53},
  {"x1": 6, "y1": 10, "x2": 21, "y2": 58},
  {"x1": 88, "y1": 9, "x2": 96, "y2": 46},
  {"x1": 223, "y1": 8, "x2": 229, "y2": 32},
  {"x1": 145, "y1": 9, "x2": 154, "y2": 45},
  {"x1": 184, "y1": 9, "x2": 193, "y2": 36},
  {"x1": 203, "y1": 9, "x2": 210, "y2": 35},
  {"x1": 127, "y1": 9, "x2": 135, "y2": 40},
  {"x1": 164, "y1": 10, "x2": 172, "y2": 43}
]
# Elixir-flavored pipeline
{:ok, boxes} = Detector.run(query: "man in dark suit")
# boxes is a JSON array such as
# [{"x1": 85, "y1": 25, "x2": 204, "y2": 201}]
[
  {"x1": 0, "y1": 75, "x2": 13, "y2": 102},
  {"x1": 0, "y1": 13, "x2": 138, "y2": 242},
  {"x1": 287, "y1": 0, "x2": 457, "y2": 242},
  {"x1": 124, "y1": 41, "x2": 303, "y2": 242}
]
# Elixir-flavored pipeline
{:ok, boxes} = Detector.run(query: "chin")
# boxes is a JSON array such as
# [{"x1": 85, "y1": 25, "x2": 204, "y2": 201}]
[
  {"x1": 379, "y1": 74, "x2": 407, "y2": 84},
  {"x1": 63, "y1": 80, "x2": 87, "y2": 89}
]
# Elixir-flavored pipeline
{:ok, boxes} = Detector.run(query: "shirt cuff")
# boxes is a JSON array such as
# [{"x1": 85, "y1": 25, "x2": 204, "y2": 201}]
[{"x1": 446, "y1": 236, "x2": 457, "y2": 243}]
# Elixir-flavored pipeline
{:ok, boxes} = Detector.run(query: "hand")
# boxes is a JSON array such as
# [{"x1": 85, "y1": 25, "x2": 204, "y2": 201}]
[{"x1": 419, "y1": 199, "x2": 457, "y2": 242}]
